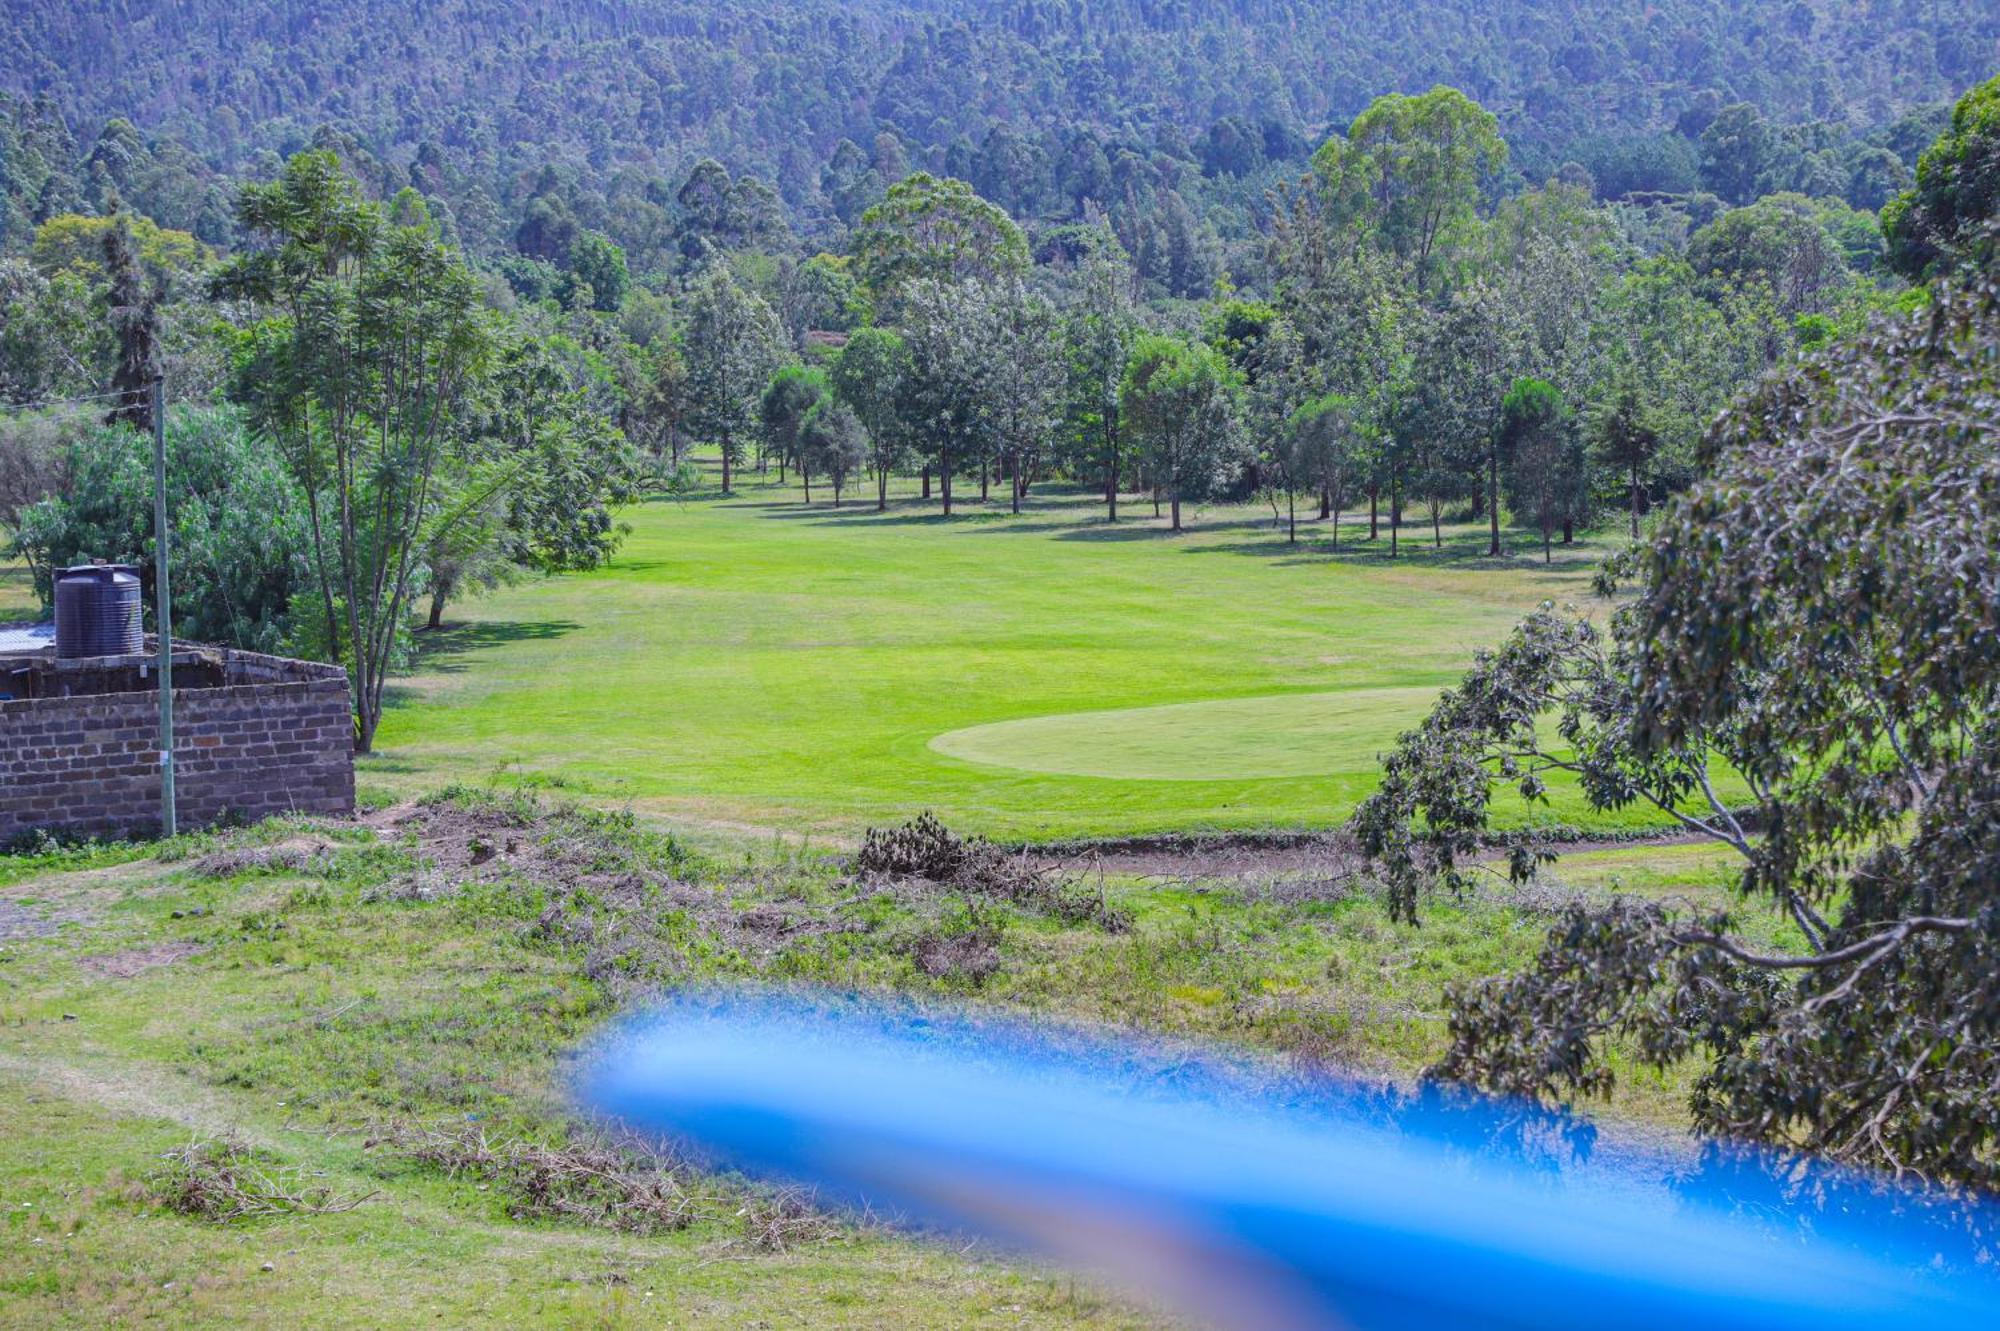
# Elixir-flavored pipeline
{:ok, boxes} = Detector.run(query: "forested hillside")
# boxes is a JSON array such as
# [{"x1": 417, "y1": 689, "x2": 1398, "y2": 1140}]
[{"x1": 1, "y1": 1, "x2": 1992, "y2": 263}]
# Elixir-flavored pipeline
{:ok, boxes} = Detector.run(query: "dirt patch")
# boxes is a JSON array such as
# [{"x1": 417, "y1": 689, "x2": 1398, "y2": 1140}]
[
  {"x1": 80, "y1": 940, "x2": 206, "y2": 978},
  {"x1": 0, "y1": 898, "x2": 59, "y2": 940}
]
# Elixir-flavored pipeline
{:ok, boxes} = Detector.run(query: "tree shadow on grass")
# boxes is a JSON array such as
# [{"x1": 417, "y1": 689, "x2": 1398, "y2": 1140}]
[{"x1": 407, "y1": 618, "x2": 583, "y2": 675}]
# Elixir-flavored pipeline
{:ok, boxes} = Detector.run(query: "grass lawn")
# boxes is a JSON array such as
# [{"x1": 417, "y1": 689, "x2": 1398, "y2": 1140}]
[
  {"x1": 0, "y1": 793, "x2": 1792, "y2": 1328},
  {"x1": 374, "y1": 457, "x2": 1634, "y2": 842},
  {"x1": 0, "y1": 546, "x2": 34, "y2": 622}
]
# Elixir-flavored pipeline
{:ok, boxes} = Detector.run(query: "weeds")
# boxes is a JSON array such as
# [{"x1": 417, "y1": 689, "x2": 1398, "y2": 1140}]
[
  {"x1": 145, "y1": 1138, "x2": 375, "y2": 1222},
  {"x1": 370, "y1": 1122, "x2": 709, "y2": 1235},
  {"x1": 858, "y1": 813, "x2": 1132, "y2": 931}
]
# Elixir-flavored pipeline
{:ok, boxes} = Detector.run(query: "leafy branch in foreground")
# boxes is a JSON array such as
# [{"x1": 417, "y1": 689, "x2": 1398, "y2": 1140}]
[{"x1": 1354, "y1": 250, "x2": 2000, "y2": 1191}]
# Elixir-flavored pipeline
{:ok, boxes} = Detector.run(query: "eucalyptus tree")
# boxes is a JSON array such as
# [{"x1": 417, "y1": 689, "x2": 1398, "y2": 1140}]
[
  {"x1": 760, "y1": 363, "x2": 826, "y2": 496},
  {"x1": 1414, "y1": 280, "x2": 1518, "y2": 555},
  {"x1": 1062, "y1": 241, "x2": 1141, "y2": 520},
  {"x1": 1354, "y1": 265, "x2": 2000, "y2": 1191},
  {"x1": 980, "y1": 277, "x2": 1065, "y2": 514},
  {"x1": 799, "y1": 400, "x2": 867, "y2": 508},
  {"x1": 1120, "y1": 334, "x2": 1238, "y2": 532},
  {"x1": 830, "y1": 326, "x2": 910, "y2": 511},
  {"x1": 1591, "y1": 385, "x2": 1662, "y2": 538},
  {"x1": 683, "y1": 263, "x2": 784, "y2": 495},
  {"x1": 214, "y1": 153, "x2": 491, "y2": 751},
  {"x1": 850, "y1": 173, "x2": 1027, "y2": 314},
  {"x1": 897, "y1": 277, "x2": 990, "y2": 516},
  {"x1": 1287, "y1": 391, "x2": 1366, "y2": 547}
]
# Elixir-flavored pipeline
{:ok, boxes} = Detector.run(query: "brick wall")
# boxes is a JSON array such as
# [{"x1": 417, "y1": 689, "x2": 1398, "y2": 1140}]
[{"x1": 0, "y1": 672, "x2": 354, "y2": 842}]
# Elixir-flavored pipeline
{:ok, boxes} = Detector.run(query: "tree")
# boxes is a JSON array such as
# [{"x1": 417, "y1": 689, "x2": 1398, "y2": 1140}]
[
  {"x1": 850, "y1": 174, "x2": 1027, "y2": 310},
  {"x1": 1063, "y1": 242, "x2": 1140, "y2": 521},
  {"x1": 683, "y1": 264, "x2": 783, "y2": 495},
  {"x1": 425, "y1": 338, "x2": 641, "y2": 629},
  {"x1": 559, "y1": 230, "x2": 627, "y2": 312},
  {"x1": 215, "y1": 154, "x2": 492, "y2": 751},
  {"x1": 897, "y1": 278, "x2": 991, "y2": 517},
  {"x1": 1287, "y1": 392, "x2": 1365, "y2": 547},
  {"x1": 1498, "y1": 378, "x2": 1584, "y2": 562},
  {"x1": 1687, "y1": 194, "x2": 1852, "y2": 319},
  {"x1": 799, "y1": 400, "x2": 867, "y2": 508},
  {"x1": 1415, "y1": 282, "x2": 1516, "y2": 555},
  {"x1": 830, "y1": 327, "x2": 910, "y2": 511},
  {"x1": 1591, "y1": 385, "x2": 1661, "y2": 538},
  {"x1": 1120, "y1": 335, "x2": 1238, "y2": 532},
  {"x1": 1882, "y1": 73, "x2": 2000, "y2": 279},
  {"x1": 1354, "y1": 260, "x2": 2000, "y2": 1192},
  {"x1": 101, "y1": 214, "x2": 159, "y2": 431},
  {"x1": 11, "y1": 406, "x2": 308, "y2": 652},
  {"x1": 1697, "y1": 102, "x2": 1774, "y2": 204},
  {"x1": 760, "y1": 364, "x2": 826, "y2": 500},
  {"x1": 979, "y1": 279, "x2": 1064, "y2": 515},
  {"x1": 1338, "y1": 86, "x2": 1507, "y2": 294}
]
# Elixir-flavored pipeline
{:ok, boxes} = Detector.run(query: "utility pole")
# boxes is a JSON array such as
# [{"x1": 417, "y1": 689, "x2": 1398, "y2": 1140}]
[{"x1": 151, "y1": 376, "x2": 176, "y2": 838}]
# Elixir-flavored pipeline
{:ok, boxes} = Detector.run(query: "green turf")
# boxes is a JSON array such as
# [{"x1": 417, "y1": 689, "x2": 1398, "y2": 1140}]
[
  {"x1": 930, "y1": 686, "x2": 1442, "y2": 780},
  {"x1": 0, "y1": 545, "x2": 35, "y2": 622},
  {"x1": 374, "y1": 456, "x2": 1632, "y2": 842}
]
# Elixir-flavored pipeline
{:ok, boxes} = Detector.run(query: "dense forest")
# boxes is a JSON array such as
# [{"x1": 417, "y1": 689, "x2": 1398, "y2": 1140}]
[{"x1": 1, "y1": 1, "x2": 1993, "y2": 285}]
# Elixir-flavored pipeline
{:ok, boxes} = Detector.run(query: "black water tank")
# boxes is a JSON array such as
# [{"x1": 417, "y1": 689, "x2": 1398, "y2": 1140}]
[{"x1": 54, "y1": 564, "x2": 143, "y2": 659}]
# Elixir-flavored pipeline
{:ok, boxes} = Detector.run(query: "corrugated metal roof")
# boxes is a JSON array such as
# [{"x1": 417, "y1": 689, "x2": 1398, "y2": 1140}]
[{"x1": 0, "y1": 623, "x2": 54, "y2": 654}]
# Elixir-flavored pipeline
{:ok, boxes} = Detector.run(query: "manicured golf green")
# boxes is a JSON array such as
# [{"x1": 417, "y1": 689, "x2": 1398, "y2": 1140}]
[
  {"x1": 930, "y1": 687, "x2": 1443, "y2": 781},
  {"x1": 374, "y1": 458, "x2": 1629, "y2": 841}
]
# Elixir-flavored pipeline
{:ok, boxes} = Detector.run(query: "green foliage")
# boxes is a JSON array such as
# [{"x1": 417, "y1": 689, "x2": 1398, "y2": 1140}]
[
  {"x1": 1119, "y1": 334, "x2": 1239, "y2": 531},
  {"x1": 798, "y1": 399, "x2": 868, "y2": 506},
  {"x1": 851, "y1": 174, "x2": 1027, "y2": 307},
  {"x1": 1359, "y1": 257, "x2": 2000, "y2": 1192},
  {"x1": 682, "y1": 264, "x2": 785, "y2": 492},
  {"x1": 1883, "y1": 74, "x2": 2000, "y2": 279},
  {"x1": 10, "y1": 405, "x2": 309, "y2": 650}
]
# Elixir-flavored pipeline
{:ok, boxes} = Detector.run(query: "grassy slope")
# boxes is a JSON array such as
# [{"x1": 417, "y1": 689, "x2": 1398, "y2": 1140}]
[
  {"x1": 0, "y1": 798, "x2": 1801, "y2": 1328},
  {"x1": 374, "y1": 460, "x2": 1633, "y2": 841},
  {"x1": 0, "y1": 547, "x2": 34, "y2": 622}
]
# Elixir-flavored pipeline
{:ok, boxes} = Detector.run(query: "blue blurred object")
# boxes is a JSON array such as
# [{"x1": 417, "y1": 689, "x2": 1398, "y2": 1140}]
[{"x1": 584, "y1": 994, "x2": 2000, "y2": 1331}]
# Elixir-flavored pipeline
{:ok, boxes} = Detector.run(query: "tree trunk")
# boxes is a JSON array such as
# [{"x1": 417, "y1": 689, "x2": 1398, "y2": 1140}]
[
  {"x1": 1630, "y1": 467, "x2": 1641, "y2": 539},
  {"x1": 1152, "y1": 485, "x2": 1161, "y2": 519},
  {"x1": 833, "y1": 477, "x2": 842, "y2": 508},
  {"x1": 1389, "y1": 476, "x2": 1400, "y2": 559},
  {"x1": 1105, "y1": 439, "x2": 1118, "y2": 522},
  {"x1": 1487, "y1": 443, "x2": 1501, "y2": 557},
  {"x1": 776, "y1": 451, "x2": 785, "y2": 483},
  {"x1": 427, "y1": 584, "x2": 447, "y2": 631},
  {"x1": 802, "y1": 469, "x2": 811, "y2": 504},
  {"x1": 922, "y1": 467, "x2": 931, "y2": 500},
  {"x1": 1561, "y1": 516, "x2": 1573, "y2": 545},
  {"x1": 721, "y1": 438, "x2": 733, "y2": 495},
  {"x1": 942, "y1": 457, "x2": 953, "y2": 516},
  {"x1": 1287, "y1": 489, "x2": 1296, "y2": 544},
  {"x1": 980, "y1": 461, "x2": 989, "y2": 502},
  {"x1": 1543, "y1": 520, "x2": 1552, "y2": 564},
  {"x1": 878, "y1": 467, "x2": 889, "y2": 512},
  {"x1": 1320, "y1": 485, "x2": 1332, "y2": 521},
  {"x1": 1011, "y1": 470, "x2": 1022, "y2": 514},
  {"x1": 1368, "y1": 488, "x2": 1378, "y2": 539},
  {"x1": 1170, "y1": 491, "x2": 1182, "y2": 532},
  {"x1": 1433, "y1": 505, "x2": 1442, "y2": 548}
]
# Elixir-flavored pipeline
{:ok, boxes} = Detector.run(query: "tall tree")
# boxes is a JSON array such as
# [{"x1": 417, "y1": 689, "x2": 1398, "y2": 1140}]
[
  {"x1": 830, "y1": 326, "x2": 910, "y2": 512},
  {"x1": 898, "y1": 278, "x2": 990, "y2": 517},
  {"x1": 799, "y1": 400, "x2": 867, "y2": 508},
  {"x1": 215, "y1": 157, "x2": 491, "y2": 751},
  {"x1": 1592, "y1": 385, "x2": 1661, "y2": 539},
  {"x1": 1335, "y1": 86, "x2": 1506, "y2": 294},
  {"x1": 683, "y1": 264, "x2": 783, "y2": 495},
  {"x1": 1120, "y1": 334, "x2": 1238, "y2": 532},
  {"x1": 102, "y1": 213, "x2": 158, "y2": 431},
  {"x1": 850, "y1": 173, "x2": 1026, "y2": 311},
  {"x1": 1498, "y1": 377, "x2": 1585, "y2": 562},
  {"x1": 1063, "y1": 241, "x2": 1140, "y2": 521},
  {"x1": 980, "y1": 279, "x2": 1065, "y2": 515},
  {"x1": 760, "y1": 364, "x2": 827, "y2": 499}
]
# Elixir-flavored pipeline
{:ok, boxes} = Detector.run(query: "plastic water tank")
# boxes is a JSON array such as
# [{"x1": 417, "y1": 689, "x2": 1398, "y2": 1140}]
[{"x1": 54, "y1": 564, "x2": 143, "y2": 659}]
